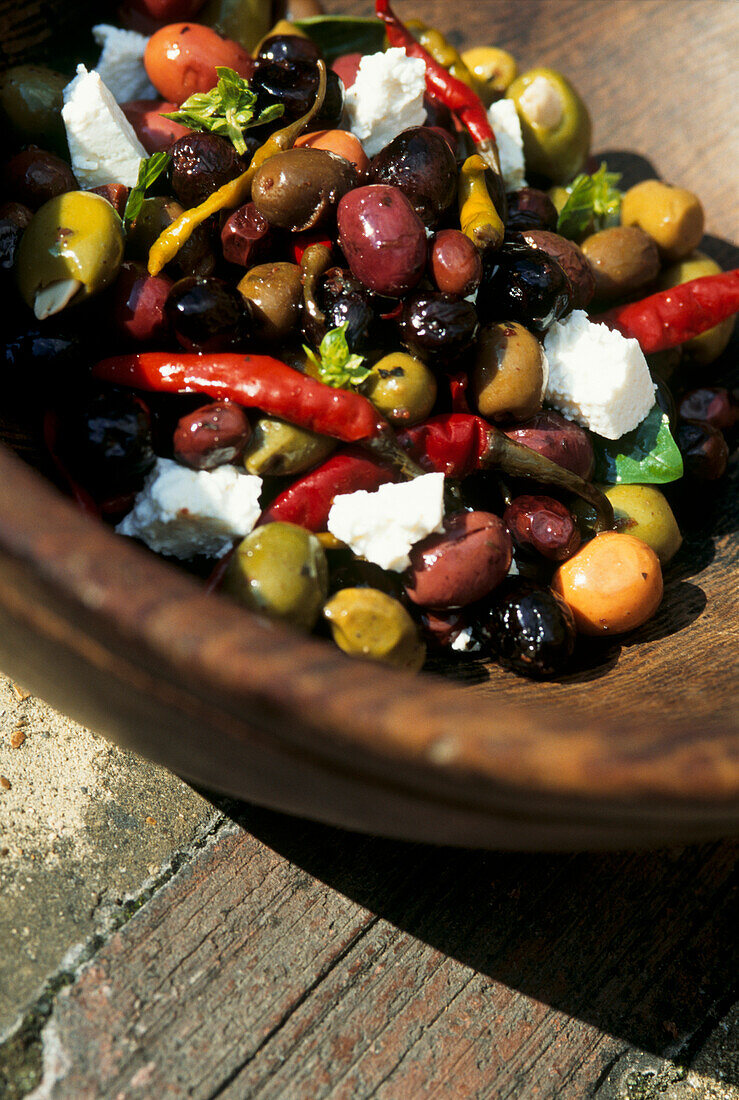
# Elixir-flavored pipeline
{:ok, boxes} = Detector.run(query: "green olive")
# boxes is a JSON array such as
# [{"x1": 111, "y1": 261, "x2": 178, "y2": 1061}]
[
  {"x1": 242, "y1": 416, "x2": 335, "y2": 477},
  {"x1": 507, "y1": 68, "x2": 591, "y2": 184},
  {"x1": 237, "y1": 262, "x2": 302, "y2": 343},
  {"x1": 620, "y1": 179, "x2": 704, "y2": 262},
  {"x1": 462, "y1": 46, "x2": 519, "y2": 95},
  {"x1": 223, "y1": 522, "x2": 328, "y2": 631},
  {"x1": 471, "y1": 322, "x2": 545, "y2": 421},
  {"x1": 0, "y1": 65, "x2": 67, "y2": 151},
  {"x1": 362, "y1": 352, "x2": 437, "y2": 427},
  {"x1": 657, "y1": 251, "x2": 734, "y2": 365},
  {"x1": 17, "y1": 191, "x2": 124, "y2": 319},
  {"x1": 200, "y1": 0, "x2": 274, "y2": 50},
  {"x1": 323, "y1": 588, "x2": 426, "y2": 671},
  {"x1": 605, "y1": 485, "x2": 682, "y2": 564},
  {"x1": 580, "y1": 225, "x2": 660, "y2": 302}
]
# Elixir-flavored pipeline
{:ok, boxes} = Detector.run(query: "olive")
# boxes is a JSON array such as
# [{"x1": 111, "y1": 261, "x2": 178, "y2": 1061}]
[
  {"x1": 0, "y1": 65, "x2": 68, "y2": 150},
  {"x1": 368, "y1": 127, "x2": 458, "y2": 228},
  {"x1": 677, "y1": 420, "x2": 729, "y2": 481},
  {"x1": 0, "y1": 201, "x2": 33, "y2": 229},
  {"x1": 363, "y1": 352, "x2": 437, "y2": 427},
  {"x1": 173, "y1": 401, "x2": 251, "y2": 470},
  {"x1": 220, "y1": 202, "x2": 271, "y2": 267},
  {"x1": 477, "y1": 241, "x2": 572, "y2": 332},
  {"x1": 462, "y1": 46, "x2": 518, "y2": 95},
  {"x1": 169, "y1": 132, "x2": 249, "y2": 209},
  {"x1": 658, "y1": 252, "x2": 734, "y2": 364},
  {"x1": 127, "y1": 196, "x2": 215, "y2": 279},
  {"x1": 323, "y1": 588, "x2": 426, "y2": 671},
  {"x1": 419, "y1": 607, "x2": 475, "y2": 652},
  {"x1": 471, "y1": 321, "x2": 546, "y2": 421},
  {"x1": 503, "y1": 410, "x2": 594, "y2": 480},
  {"x1": 89, "y1": 184, "x2": 130, "y2": 218},
  {"x1": 199, "y1": 0, "x2": 275, "y2": 51},
  {"x1": 678, "y1": 387, "x2": 737, "y2": 432},
  {"x1": 517, "y1": 228, "x2": 595, "y2": 310},
  {"x1": 252, "y1": 147, "x2": 356, "y2": 232},
  {"x1": 399, "y1": 292, "x2": 479, "y2": 367},
  {"x1": 4, "y1": 147, "x2": 77, "y2": 210},
  {"x1": 429, "y1": 230, "x2": 483, "y2": 298},
  {"x1": 121, "y1": 98, "x2": 190, "y2": 155},
  {"x1": 484, "y1": 581, "x2": 576, "y2": 678},
  {"x1": 58, "y1": 388, "x2": 155, "y2": 493},
  {"x1": 604, "y1": 484, "x2": 682, "y2": 565},
  {"x1": 166, "y1": 276, "x2": 248, "y2": 351},
  {"x1": 315, "y1": 267, "x2": 376, "y2": 352},
  {"x1": 223, "y1": 522, "x2": 328, "y2": 631},
  {"x1": 237, "y1": 261, "x2": 302, "y2": 343},
  {"x1": 113, "y1": 261, "x2": 173, "y2": 344},
  {"x1": 255, "y1": 34, "x2": 321, "y2": 66},
  {"x1": 504, "y1": 495, "x2": 580, "y2": 562},
  {"x1": 405, "y1": 511, "x2": 512, "y2": 609},
  {"x1": 252, "y1": 60, "x2": 344, "y2": 129},
  {"x1": 621, "y1": 179, "x2": 704, "y2": 262},
  {"x1": 580, "y1": 225, "x2": 660, "y2": 302},
  {"x1": 505, "y1": 187, "x2": 558, "y2": 232},
  {"x1": 242, "y1": 416, "x2": 335, "y2": 476},
  {"x1": 506, "y1": 68, "x2": 591, "y2": 183},
  {"x1": 338, "y1": 185, "x2": 427, "y2": 298},
  {"x1": 17, "y1": 191, "x2": 125, "y2": 320}
]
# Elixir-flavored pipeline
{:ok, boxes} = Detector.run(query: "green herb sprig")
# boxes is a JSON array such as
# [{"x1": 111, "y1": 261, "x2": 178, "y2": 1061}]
[
  {"x1": 557, "y1": 162, "x2": 623, "y2": 240},
  {"x1": 123, "y1": 152, "x2": 171, "y2": 228},
  {"x1": 591, "y1": 405, "x2": 683, "y2": 485},
  {"x1": 162, "y1": 67, "x2": 284, "y2": 156},
  {"x1": 303, "y1": 324, "x2": 371, "y2": 390}
]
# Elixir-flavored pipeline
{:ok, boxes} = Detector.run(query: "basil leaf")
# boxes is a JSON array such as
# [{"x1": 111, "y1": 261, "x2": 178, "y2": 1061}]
[
  {"x1": 162, "y1": 67, "x2": 284, "y2": 155},
  {"x1": 592, "y1": 405, "x2": 684, "y2": 484},
  {"x1": 124, "y1": 151, "x2": 171, "y2": 228},
  {"x1": 293, "y1": 15, "x2": 386, "y2": 62},
  {"x1": 557, "y1": 162, "x2": 622, "y2": 240},
  {"x1": 303, "y1": 324, "x2": 371, "y2": 390}
]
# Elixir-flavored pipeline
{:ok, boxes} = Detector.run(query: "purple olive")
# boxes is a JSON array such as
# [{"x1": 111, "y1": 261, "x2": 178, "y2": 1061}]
[
  {"x1": 113, "y1": 261, "x2": 173, "y2": 344},
  {"x1": 505, "y1": 187, "x2": 558, "y2": 231},
  {"x1": 220, "y1": 201, "x2": 270, "y2": 267},
  {"x1": 504, "y1": 495, "x2": 581, "y2": 561},
  {"x1": 677, "y1": 420, "x2": 729, "y2": 480},
  {"x1": 368, "y1": 126, "x2": 457, "y2": 228},
  {"x1": 399, "y1": 291, "x2": 479, "y2": 366},
  {"x1": 405, "y1": 511, "x2": 512, "y2": 609},
  {"x1": 338, "y1": 184, "x2": 427, "y2": 297},
  {"x1": 503, "y1": 410, "x2": 595, "y2": 480},
  {"x1": 518, "y1": 228, "x2": 596, "y2": 310},
  {"x1": 478, "y1": 240, "x2": 572, "y2": 331},
  {"x1": 166, "y1": 276, "x2": 249, "y2": 351},
  {"x1": 174, "y1": 401, "x2": 251, "y2": 470},
  {"x1": 4, "y1": 146, "x2": 76, "y2": 208},
  {"x1": 678, "y1": 387, "x2": 737, "y2": 432}
]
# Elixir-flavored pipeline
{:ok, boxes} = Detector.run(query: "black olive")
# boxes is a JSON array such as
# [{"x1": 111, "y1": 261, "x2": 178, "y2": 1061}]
[
  {"x1": 166, "y1": 276, "x2": 250, "y2": 351},
  {"x1": 255, "y1": 34, "x2": 321, "y2": 66},
  {"x1": 253, "y1": 61, "x2": 344, "y2": 129},
  {"x1": 480, "y1": 581, "x2": 577, "y2": 678},
  {"x1": 315, "y1": 268, "x2": 376, "y2": 351},
  {"x1": 477, "y1": 240, "x2": 572, "y2": 331},
  {"x1": 58, "y1": 388, "x2": 155, "y2": 494},
  {"x1": 369, "y1": 127, "x2": 458, "y2": 228},
  {"x1": 399, "y1": 292, "x2": 479, "y2": 367},
  {"x1": 505, "y1": 187, "x2": 558, "y2": 231},
  {"x1": 169, "y1": 132, "x2": 251, "y2": 209},
  {"x1": 677, "y1": 420, "x2": 729, "y2": 480}
]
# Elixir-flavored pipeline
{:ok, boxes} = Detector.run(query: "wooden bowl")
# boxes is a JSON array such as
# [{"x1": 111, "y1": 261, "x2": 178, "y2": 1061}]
[{"x1": 0, "y1": 0, "x2": 737, "y2": 849}]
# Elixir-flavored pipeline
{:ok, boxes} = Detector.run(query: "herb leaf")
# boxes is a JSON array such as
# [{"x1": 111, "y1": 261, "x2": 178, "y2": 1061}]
[
  {"x1": 303, "y1": 324, "x2": 371, "y2": 390},
  {"x1": 123, "y1": 152, "x2": 171, "y2": 228},
  {"x1": 557, "y1": 162, "x2": 623, "y2": 240},
  {"x1": 592, "y1": 404, "x2": 684, "y2": 484},
  {"x1": 292, "y1": 15, "x2": 386, "y2": 62},
  {"x1": 162, "y1": 67, "x2": 284, "y2": 155}
]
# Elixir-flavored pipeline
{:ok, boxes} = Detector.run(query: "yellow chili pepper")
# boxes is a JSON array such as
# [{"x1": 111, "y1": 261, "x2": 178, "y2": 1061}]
[
  {"x1": 147, "y1": 63, "x2": 328, "y2": 277},
  {"x1": 458, "y1": 153, "x2": 505, "y2": 251}
]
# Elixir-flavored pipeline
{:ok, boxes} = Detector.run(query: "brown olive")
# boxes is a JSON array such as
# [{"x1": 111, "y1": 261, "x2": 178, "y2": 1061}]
[
  {"x1": 429, "y1": 229, "x2": 483, "y2": 298},
  {"x1": 4, "y1": 147, "x2": 76, "y2": 210},
  {"x1": 504, "y1": 495, "x2": 580, "y2": 561},
  {"x1": 620, "y1": 179, "x2": 704, "y2": 262},
  {"x1": 237, "y1": 261, "x2": 302, "y2": 343},
  {"x1": 252, "y1": 147, "x2": 356, "y2": 232},
  {"x1": 580, "y1": 225, "x2": 660, "y2": 302},
  {"x1": 174, "y1": 401, "x2": 251, "y2": 469},
  {"x1": 518, "y1": 228, "x2": 595, "y2": 310},
  {"x1": 471, "y1": 322, "x2": 546, "y2": 421},
  {"x1": 503, "y1": 410, "x2": 594, "y2": 480},
  {"x1": 506, "y1": 187, "x2": 558, "y2": 232},
  {"x1": 405, "y1": 511, "x2": 512, "y2": 609}
]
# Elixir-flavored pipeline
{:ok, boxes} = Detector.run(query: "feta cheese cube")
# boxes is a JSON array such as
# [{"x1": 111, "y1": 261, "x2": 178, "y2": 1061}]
[
  {"x1": 327, "y1": 472, "x2": 446, "y2": 572},
  {"x1": 93, "y1": 24, "x2": 156, "y2": 103},
  {"x1": 62, "y1": 64, "x2": 147, "y2": 189},
  {"x1": 344, "y1": 48, "x2": 427, "y2": 158},
  {"x1": 487, "y1": 98, "x2": 527, "y2": 191},
  {"x1": 117, "y1": 459, "x2": 263, "y2": 559},
  {"x1": 543, "y1": 310, "x2": 656, "y2": 439}
]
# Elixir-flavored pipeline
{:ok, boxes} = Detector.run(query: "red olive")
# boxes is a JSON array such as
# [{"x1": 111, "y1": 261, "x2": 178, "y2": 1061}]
[
  {"x1": 4, "y1": 147, "x2": 76, "y2": 209},
  {"x1": 113, "y1": 261, "x2": 173, "y2": 344},
  {"x1": 503, "y1": 410, "x2": 595, "y2": 480},
  {"x1": 174, "y1": 401, "x2": 251, "y2": 469},
  {"x1": 504, "y1": 495, "x2": 581, "y2": 561},
  {"x1": 430, "y1": 229, "x2": 483, "y2": 298},
  {"x1": 121, "y1": 99, "x2": 191, "y2": 154},
  {"x1": 405, "y1": 511, "x2": 512, "y2": 609},
  {"x1": 337, "y1": 184, "x2": 427, "y2": 297},
  {"x1": 221, "y1": 202, "x2": 271, "y2": 267}
]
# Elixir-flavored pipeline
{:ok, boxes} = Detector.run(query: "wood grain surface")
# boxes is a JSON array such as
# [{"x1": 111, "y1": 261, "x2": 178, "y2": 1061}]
[{"x1": 0, "y1": 0, "x2": 736, "y2": 849}]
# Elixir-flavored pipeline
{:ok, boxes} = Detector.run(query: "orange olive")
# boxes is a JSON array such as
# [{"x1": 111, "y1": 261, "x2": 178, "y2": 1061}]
[
  {"x1": 144, "y1": 22, "x2": 254, "y2": 104},
  {"x1": 552, "y1": 532, "x2": 663, "y2": 636},
  {"x1": 294, "y1": 130, "x2": 369, "y2": 174}
]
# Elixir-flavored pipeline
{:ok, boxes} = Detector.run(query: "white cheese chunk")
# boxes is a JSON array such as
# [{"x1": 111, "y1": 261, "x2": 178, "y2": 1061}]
[
  {"x1": 117, "y1": 459, "x2": 263, "y2": 560},
  {"x1": 327, "y1": 472, "x2": 446, "y2": 572},
  {"x1": 518, "y1": 75, "x2": 564, "y2": 129},
  {"x1": 92, "y1": 24, "x2": 156, "y2": 104},
  {"x1": 62, "y1": 64, "x2": 147, "y2": 188},
  {"x1": 344, "y1": 48, "x2": 427, "y2": 158},
  {"x1": 487, "y1": 98, "x2": 527, "y2": 191},
  {"x1": 543, "y1": 310, "x2": 655, "y2": 439}
]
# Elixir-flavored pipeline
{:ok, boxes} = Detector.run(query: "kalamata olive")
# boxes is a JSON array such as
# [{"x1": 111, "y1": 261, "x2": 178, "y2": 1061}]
[
  {"x1": 503, "y1": 410, "x2": 594, "y2": 480},
  {"x1": 677, "y1": 420, "x2": 729, "y2": 480},
  {"x1": 59, "y1": 388, "x2": 155, "y2": 493},
  {"x1": 173, "y1": 401, "x2": 250, "y2": 469},
  {"x1": 368, "y1": 126, "x2": 457, "y2": 228},
  {"x1": 471, "y1": 321, "x2": 546, "y2": 421},
  {"x1": 399, "y1": 292, "x2": 479, "y2": 366},
  {"x1": 121, "y1": 98, "x2": 190, "y2": 154},
  {"x1": 220, "y1": 202, "x2": 270, "y2": 267},
  {"x1": 419, "y1": 607, "x2": 475, "y2": 652},
  {"x1": 237, "y1": 262, "x2": 303, "y2": 343},
  {"x1": 252, "y1": 147, "x2": 356, "y2": 232},
  {"x1": 315, "y1": 267, "x2": 375, "y2": 351},
  {"x1": 144, "y1": 23, "x2": 254, "y2": 104},
  {"x1": 429, "y1": 230, "x2": 483, "y2": 298},
  {"x1": 113, "y1": 261, "x2": 174, "y2": 343},
  {"x1": 517, "y1": 228, "x2": 595, "y2": 310},
  {"x1": 88, "y1": 184, "x2": 129, "y2": 217},
  {"x1": 504, "y1": 495, "x2": 581, "y2": 561},
  {"x1": 484, "y1": 582, "x2": 576, "y2": 678},
  {"x1": 256, "y1": 34, "x2": 321, "y2": 66},
  {"x1": 581, "y1": 225, "x2": 660, "y2": 302},
  {"x1": 405, "y1": 511, "x2": 512, "y2": 609},
  {"x1": 477, "y1": 240, "x2": 572, "y2": 331},
  {"x1": 678, "y1": 387, "x2": 737, "y2": 432},
  {"x1": 4, "y1": 147, "x2": 76, "y2": 209},
  {"x1": 338, "y1": 185, "x2": 427, "y2": 298},
  {"x1": 170, "y1": 132, "x2": 248, "y2": 209},
  {"x1": 252, "y1": 60, "x2": 344, "y2": 129},
  {"x1": 505, "y1": 187, "x2": 558, "y2": 231},
  {"x1": 166, "y1": 276, "x2": 248, "y2": 351}
]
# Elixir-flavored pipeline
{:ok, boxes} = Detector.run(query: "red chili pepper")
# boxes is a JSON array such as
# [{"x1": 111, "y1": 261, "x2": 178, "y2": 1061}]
[
  {"x1": 261, "y1": 448, "x2": 399, "y2": 531},
  {"x1": 92, "y1": 352, "x2": 387, "y2": 443},
  {"x1": 398, "y1": 414, "x2": 491, "y2": 477},
  {"x1": 593, "y1": 269, "x2": 739, "y2": 354}
]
